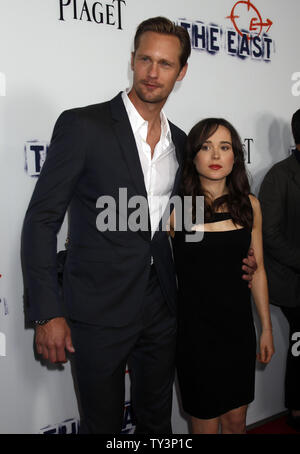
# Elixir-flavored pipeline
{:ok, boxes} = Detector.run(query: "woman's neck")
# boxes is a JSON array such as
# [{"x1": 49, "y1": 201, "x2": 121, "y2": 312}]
[{"x1": 200, "y1": 178, "x2": 228, "y2": 201}]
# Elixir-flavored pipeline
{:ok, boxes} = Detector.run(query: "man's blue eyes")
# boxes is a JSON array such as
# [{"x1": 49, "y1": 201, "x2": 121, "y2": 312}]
[{"x1": 140, "y1": 57, "x2": 171, "y2": 66}]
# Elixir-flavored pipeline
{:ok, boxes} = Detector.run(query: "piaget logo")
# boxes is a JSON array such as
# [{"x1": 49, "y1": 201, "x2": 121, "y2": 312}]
[
  {"x1": 58, "y1": 0, "x2": 126, "y2": 29},
  {"x1": 178, "y1": 0, "x2": 274, "y2": 62}
]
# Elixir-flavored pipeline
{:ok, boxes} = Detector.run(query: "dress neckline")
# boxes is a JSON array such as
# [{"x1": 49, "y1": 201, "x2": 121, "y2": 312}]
[{"x1": 205, "y1": 212, "x2": 232, "y2": 224}]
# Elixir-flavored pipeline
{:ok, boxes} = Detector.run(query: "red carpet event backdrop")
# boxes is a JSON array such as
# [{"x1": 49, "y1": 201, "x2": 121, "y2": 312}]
[{"x1": 0, "y1": 0, "x2": 299, "y2": 434}]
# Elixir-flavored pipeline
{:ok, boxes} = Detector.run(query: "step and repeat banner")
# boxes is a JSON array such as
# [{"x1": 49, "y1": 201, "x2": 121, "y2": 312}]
[{"x1": 0, "y1": 0, "x2": 299, "y2": 434}]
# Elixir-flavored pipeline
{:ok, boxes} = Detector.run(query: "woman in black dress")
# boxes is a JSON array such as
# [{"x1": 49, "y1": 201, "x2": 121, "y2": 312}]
[{"x1": 170, "y1": 118, "x2": 274, "y2": 434}]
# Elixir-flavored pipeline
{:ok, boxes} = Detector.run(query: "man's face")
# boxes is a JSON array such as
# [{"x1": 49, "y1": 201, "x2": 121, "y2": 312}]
[{"x1": 131, "y1": 31, "x2": 187, "y2": 105}]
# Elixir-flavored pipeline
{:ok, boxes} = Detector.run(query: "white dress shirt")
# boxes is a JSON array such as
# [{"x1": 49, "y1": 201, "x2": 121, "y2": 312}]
[{"x1": 122, "y1": 90, "x2": 178, "y2": 238}]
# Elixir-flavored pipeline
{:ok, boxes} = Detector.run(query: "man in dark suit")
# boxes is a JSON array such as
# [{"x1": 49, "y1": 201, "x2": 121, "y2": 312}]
[
  {"x1": 259, "y1": 108, "x2": 300, "y2": 431},
  {"x1": 22, "y1": 17, "x2": 256, "y2": 434}
]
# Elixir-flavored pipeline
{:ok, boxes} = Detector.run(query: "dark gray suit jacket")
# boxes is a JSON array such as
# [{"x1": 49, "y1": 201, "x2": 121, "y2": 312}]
[
  {"x1": 21, "y1": 92, "x2": 186, "y2": 325},
  {"x1": 259, "y1": 153, "x2": 300, "y2": 307}
]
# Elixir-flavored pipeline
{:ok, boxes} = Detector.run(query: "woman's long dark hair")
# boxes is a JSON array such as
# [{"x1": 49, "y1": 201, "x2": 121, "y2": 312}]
[{"x1": 182, "y1": 118, "x2": 253, "y2": 229}]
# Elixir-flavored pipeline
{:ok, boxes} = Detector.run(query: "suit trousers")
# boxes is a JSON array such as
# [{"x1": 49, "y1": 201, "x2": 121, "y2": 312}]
[
  {"x1": 281, "y1": 306, "x2": 300, "y2": 410},
  {"x1": 69, "y1": 265, "x2": 177, "y2": 434}
]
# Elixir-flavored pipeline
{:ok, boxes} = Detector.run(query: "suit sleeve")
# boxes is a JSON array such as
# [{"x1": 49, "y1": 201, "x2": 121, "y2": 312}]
[
  {"x1": 259, "y1": 166, "x2": 300, "y2": 273},
  {"x1": 21, "y1": 109, "x2": 86, "y2": 321}
]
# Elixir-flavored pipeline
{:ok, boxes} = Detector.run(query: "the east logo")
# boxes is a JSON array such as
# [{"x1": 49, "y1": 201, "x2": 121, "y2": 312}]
[
  {"x1": 178, "y1": 0, "x2": 274, "y2": 62},
  {"x1": 226, "y1": 0, "x2": 273, "y2": 41},
  {"x1": 24, "y1": 141, "x2": 48, "y2": 177}
]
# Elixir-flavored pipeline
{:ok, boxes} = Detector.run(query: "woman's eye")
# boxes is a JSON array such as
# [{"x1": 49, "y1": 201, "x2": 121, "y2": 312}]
[{"x1": 201, "y1": 145, "x2": 210, "y2": 151}]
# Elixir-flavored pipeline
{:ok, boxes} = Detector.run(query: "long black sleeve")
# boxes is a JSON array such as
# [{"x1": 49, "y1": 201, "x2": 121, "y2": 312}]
[
  {"x1": 259, "y1": 165, "x2": 300, "y2": 274},
  {"x1": 21, "y1": 110, "x2": 86, "y2": 321}
]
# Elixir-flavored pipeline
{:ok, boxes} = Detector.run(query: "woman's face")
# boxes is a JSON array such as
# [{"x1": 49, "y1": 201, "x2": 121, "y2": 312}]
[{"x1": 193, "y1": 125, "x2": 235, "y2": 183}]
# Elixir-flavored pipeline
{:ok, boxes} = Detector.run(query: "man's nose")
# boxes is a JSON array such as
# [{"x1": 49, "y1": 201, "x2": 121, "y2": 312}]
[{"x1": 148, "y1": 62, "x2": 159, "y2": 78}]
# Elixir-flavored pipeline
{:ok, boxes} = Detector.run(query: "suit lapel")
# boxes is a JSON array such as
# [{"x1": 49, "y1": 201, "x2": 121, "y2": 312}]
[
  {"x1": 109, "y1": 93, "x2": 150, "y2": 241},
  {"x1": 169, "y1": 122, "x2": 184, "y2": 199},
  {"x1": 110, "y1": 92, "x2": 147, "y2": 199}
]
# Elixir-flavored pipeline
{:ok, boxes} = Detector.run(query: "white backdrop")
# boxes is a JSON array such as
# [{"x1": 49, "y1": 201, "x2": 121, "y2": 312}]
[{"x1": 0, "y1": 0, "x2": 299, "y2": 434}]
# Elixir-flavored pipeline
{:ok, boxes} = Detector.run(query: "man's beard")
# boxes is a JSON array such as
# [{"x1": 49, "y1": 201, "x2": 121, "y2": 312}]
[{"x1": 134, "y1": 82, "x2": 166, "y2": 104}]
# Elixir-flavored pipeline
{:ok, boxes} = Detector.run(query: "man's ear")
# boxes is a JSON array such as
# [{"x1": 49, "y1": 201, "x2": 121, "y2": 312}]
[
  {"x1": 131, "y1": 52, "x2": 135, "y2": 70},
  {"x1": 177, "y1": 63, "x2": 188, "y2": 82}
]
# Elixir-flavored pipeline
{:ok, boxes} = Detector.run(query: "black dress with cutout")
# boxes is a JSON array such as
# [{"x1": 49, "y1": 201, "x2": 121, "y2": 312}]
[{"x1": 172, "y1": 212, "x2": 256, "y2": 419}]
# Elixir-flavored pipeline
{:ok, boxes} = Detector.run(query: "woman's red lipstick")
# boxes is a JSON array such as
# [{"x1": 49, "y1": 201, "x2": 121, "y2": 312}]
[{"x1": 209, "y1": 165, "x2": 222, "y2": 170}]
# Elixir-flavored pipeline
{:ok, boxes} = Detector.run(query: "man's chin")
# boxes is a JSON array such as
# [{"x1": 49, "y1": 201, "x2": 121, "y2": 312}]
[
  {"x1": 135, "y1": 89, "x2": 165, "y2": 105},
  {"x1": 135, "y1": 89, "x2": 166, "y2": 104}
]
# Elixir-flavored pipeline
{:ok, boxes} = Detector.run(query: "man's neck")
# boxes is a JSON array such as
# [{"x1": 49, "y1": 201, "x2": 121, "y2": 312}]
[{"x1": 127, "y1": 88, "x2": 164, "y2": 127}]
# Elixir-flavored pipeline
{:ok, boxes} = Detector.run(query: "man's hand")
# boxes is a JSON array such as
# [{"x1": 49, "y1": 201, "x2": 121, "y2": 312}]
[
  {"x1": 35, "y1": 317, "x2": 75, "y2": 363},
  {"x1": 242, "y1": 247, "x2": 257, "y2": 288}
]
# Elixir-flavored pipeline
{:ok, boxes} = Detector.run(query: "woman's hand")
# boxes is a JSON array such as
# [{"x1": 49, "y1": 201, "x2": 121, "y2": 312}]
[{"x1": 257, "y1": 329, "x2": 275, "y2": 364}]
